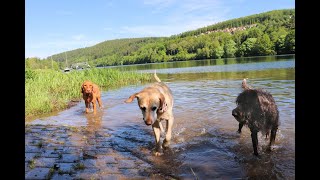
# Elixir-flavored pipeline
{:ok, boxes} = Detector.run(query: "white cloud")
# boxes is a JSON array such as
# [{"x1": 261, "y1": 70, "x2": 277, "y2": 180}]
[
  {"x1": 26, "y1": 0, "x2": 237, "y2": 58},
  {"x1": 119, "y1": 25, "x2": 173, "y2": 37},
  {"x1": 143, "y1": 0, "x2": 176, "y2": 13},
  {"x1": 143, "y1": 0, "x2": 225, "y2": 15},
  {"x1": 118, "y1": 17, "x2": 223, "y2": 38},
  {"x1": 26, "y1": 39, "x2": 99, "y2": 58},
  {"x1": 121, "y1": 0, "x2": 229, "y2": 37},
  {"x1": 72, "y1": 34, "x2": 86, "y2": 41},
  {"x1": 143, "y1": 0, "x2": 174, "y2": 6}
]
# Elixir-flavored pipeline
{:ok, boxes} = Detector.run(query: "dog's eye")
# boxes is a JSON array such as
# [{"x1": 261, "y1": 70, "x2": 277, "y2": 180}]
[
  {"x1": 140, "y1": 107, "x2": 146, "y2": 111},
  {"x1": 152, "y1": 107, "x2": 157, "y2": 111}
]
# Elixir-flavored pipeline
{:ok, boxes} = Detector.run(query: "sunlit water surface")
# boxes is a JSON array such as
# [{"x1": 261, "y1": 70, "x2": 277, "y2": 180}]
[{"x1": 29, "y1": 55, "x2": 295, "y2": 179}]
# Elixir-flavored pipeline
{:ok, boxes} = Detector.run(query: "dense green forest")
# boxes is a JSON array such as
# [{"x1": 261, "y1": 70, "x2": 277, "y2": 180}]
[{"x1": 25, "y1": 9, "x2": 295, "y2": 70}]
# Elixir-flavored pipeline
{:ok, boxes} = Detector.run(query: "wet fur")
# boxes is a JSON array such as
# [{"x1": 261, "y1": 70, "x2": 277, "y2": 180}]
[
  {"x1": 81, "y1": 80, "x2": 103, "y2": 114},
  {"x1": 125, "y1": 72, "x2": 174, "y2": 156},
  {"x1": 232, "y1": 79, "x2": 279, "y2": 156}
]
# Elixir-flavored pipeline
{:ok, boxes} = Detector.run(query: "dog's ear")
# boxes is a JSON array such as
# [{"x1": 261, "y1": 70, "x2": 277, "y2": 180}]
[
  {"x1": 125, "y1": 93, "x2": 139, "y2": 103},
  {"x1": 92, "y1": 84, "x2": 98, "y2": 94},
  {"x1": 158, "y1": 93, "x2": 167, "y2": 113},
  {"x1": 81, "y1": 84, "x2": 84, "y2": 94}
]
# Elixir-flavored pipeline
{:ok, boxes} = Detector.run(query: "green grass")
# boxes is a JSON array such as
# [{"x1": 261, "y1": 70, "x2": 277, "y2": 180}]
[{"x1": 25, "y1": 68, "x2": 151, "y2": 120}]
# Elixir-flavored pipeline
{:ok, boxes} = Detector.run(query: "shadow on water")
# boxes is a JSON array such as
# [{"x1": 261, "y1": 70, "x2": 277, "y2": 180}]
[
  {"x1": 26, "y1": 55, "x2": 295, "y2": 179},
  {"x1": 84, "y1": 113, "x2": 103, "y2": 133}
]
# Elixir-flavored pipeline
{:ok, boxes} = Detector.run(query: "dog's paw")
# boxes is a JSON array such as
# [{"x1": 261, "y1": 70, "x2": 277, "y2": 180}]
[
  {"x1": 152, "y1": 147, "x2": 163, "y2": 156},
  {"x1": 266, "y1": 146, "x2": 272, "y2": 152},
  {"x1": 254, "y1": 154, "x2": 262, "y2": 159},
  {"x1": 162, "y1": 139, "x2": 170, "y2": 148},
  {"x1": 153, "y1": 151, "x2": 163, "y2": 156}
]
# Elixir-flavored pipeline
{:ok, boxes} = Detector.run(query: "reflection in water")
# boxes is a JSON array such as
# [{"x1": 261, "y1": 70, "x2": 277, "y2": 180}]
[
  {"x1": 84, "y1": 112, "x2": 103, "y2": 133},
  {"x1": 106, "y1": 55, "x2": 295, "y2": 72},
  {"x1": 137, "y1": 60, "x2": 294, "y2": 74},
  {"x1": 158, "y1": 68, "x2": 295, "y2": 82}
]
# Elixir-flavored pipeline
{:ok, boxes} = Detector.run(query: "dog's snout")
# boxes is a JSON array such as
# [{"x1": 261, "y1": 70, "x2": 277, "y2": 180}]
[
  {"x1": 232, "y1": 109, "x2": 238, "y2": 117},
  {"x1": 143, "y1": 118, "x2": 152, "y2": 126}
]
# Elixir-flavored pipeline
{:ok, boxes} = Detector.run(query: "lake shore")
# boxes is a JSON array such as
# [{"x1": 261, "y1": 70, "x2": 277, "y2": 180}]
[
  {"x1": 25, "y1": 55, "x2": 295, "y2": 179},
  {"x1": 25, "y1": 123, "x2": 176, "y2": 179}
]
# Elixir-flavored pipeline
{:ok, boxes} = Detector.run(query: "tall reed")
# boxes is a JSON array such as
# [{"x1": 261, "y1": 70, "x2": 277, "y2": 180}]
[{"x1": 25, "y1": 68, "x2": 150, "y2": 120}]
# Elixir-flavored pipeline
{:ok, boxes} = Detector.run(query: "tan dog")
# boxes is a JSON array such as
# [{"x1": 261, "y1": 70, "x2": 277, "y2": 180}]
[
  {"x1": 125, "y1": 72, "x2": 174, "y2": 156},
  {"x1": 81, "y1": 80, "x2": 103, "y2": 114}
]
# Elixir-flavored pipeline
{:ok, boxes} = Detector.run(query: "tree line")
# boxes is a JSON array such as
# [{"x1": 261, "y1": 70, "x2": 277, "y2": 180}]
[{"x1": 26, "y1": 9, "x2": 295, "y2": 70}]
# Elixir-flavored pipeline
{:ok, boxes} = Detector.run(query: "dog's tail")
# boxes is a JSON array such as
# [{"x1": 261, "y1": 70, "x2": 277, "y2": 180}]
[
  {"x1": 242, "y1": 78, "x2": 252, "y2": 90},
  {"x1": 154, "y1": 70, "x2": 161, "y2": 82}
]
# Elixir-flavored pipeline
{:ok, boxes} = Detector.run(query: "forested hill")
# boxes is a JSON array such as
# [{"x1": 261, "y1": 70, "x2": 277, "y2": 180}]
[
  {"x1": 51, "y1": 37, "x2": 163, "y2": 65},
  {"x1": 174, "y1": 9, "x2": 294, "y2": 38},
  {"x1": 26, "y1": 9, "x2": 295, "y2": 70}
]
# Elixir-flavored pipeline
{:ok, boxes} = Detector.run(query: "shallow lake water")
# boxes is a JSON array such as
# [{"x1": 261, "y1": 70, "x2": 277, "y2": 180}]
[{"x1": 28, "y1": 55, "x2": 295, "y2": 179}]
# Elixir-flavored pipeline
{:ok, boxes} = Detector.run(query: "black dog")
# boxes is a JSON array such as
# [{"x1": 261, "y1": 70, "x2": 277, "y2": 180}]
[{"x1": 232, "y1": 79, "x2": 279, "y2": 156}]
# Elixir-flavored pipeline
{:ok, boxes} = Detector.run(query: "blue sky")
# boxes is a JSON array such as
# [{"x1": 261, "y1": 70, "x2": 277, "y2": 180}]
[{"x1": 25, "y1": 0, "x2": 295, "y2": 59}]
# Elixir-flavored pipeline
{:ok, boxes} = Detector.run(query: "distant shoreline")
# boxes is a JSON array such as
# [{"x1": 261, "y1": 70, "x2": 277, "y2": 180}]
[{"x1": 100, "y1": 54, "x2": 295, "y2": 69}]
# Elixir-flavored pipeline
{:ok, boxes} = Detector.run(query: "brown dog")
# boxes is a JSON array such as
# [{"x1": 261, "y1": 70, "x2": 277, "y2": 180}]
[
  {"x1": 125, "y1": 72, "x2": 174, "y2": 156},
  {"x1": 81, "y1": 80, "x2": 103, "y2": 114}
]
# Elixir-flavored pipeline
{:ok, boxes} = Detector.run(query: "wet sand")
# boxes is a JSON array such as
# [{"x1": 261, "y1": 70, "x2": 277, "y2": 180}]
[{"x1": 25, "y1": 122, "x2": 180, "y2": 179}]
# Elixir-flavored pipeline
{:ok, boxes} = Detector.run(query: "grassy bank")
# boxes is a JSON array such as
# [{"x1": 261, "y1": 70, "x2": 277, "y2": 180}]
[{"x1": 25, "y1": 68, "x2": 151, "y2": 120}]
